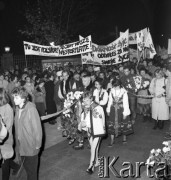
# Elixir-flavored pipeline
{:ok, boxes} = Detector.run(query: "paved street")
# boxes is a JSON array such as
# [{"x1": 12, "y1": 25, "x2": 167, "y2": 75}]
[{"x1": 3, "y1": 115, "x2": 170, "y2": 180}]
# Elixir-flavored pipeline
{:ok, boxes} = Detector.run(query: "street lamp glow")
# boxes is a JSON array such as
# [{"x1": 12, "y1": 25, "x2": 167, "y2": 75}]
[{"x1": 4, "y1": 46, "x2": 10, "y2": 52}]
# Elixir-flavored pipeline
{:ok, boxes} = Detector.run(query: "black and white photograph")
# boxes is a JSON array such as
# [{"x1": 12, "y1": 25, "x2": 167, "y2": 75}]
[{"x1": 0, "y1": 0, "x2": 171, "y2": 179}]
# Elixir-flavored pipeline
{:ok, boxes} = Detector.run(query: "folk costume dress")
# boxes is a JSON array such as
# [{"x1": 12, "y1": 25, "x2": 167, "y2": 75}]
[
  {"x1": 80, "y1": 102, "x2": 106, "y2": 167},
  {"x1": 93, "y1": 88, "x2": 108, "y2": 111},
  {"x1": 106, "y1": 88, "x2": 133, "y2": 136}
]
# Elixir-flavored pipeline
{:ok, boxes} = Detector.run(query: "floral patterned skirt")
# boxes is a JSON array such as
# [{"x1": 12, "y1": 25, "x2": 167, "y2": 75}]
[{"x1": 107, "y1": 106, "x2": 134, "y2": 136}]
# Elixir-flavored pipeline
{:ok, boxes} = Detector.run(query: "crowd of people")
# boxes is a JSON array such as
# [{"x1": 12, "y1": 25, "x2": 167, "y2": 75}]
[{"x1": 0, "y1": 57, "x2": 171, "y2": 179}]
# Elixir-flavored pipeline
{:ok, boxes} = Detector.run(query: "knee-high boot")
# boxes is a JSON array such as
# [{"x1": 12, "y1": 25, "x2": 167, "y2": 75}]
[
  {"x1": 159, "y1": 121, "x2": 164, "y2": 129},
  {"x1": 153, "y1": 120, "x2": 158, "y2": 130}
]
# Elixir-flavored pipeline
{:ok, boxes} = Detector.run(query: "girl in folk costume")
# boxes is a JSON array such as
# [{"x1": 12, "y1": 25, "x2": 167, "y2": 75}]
[
  {"x1": 93, "y1": 78, "x2": 108, "y2": 110},
  {"x1": 79, "y1": 91, "x2": 106, "y2": 174},
  {"x1": 106, "y1": 78, "x2": 133, "y2": 147},
  {"x1": 149, "y1": 69, "x2": 169, "y2": 130}
]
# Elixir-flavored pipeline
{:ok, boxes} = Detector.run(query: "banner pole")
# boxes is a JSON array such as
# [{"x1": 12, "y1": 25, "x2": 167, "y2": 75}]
[
  {"x1": 24, "y1": 54, "x2": 28, "y2": 68},
  {"x1": 23, "y1": 42, "x2": 28, "y2": 68},
  {"x1": 136, "y1": 47, "x2": 140, "y2": 74}
]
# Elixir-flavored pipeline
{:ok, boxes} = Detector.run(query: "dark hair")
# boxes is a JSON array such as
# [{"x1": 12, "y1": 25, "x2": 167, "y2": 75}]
[
  {"x1": 95, "y1": 78, "x2": 104, "y2": 87},
  {"x1": 38, "y1": 78, "x2": 45, "y2": 85},
  {"x1": 46, "y1": 73, "x2": 54, "y2": 79},
  {"x1": 11, "y1": 87, "x2": 29, "y2": 100},
  {"x1": 112, "y1": 72, "x2": 120, "y2": 77},
  {"x1": 11, "y1": 75, "x2": 18, "y2": 82},
  {"x1": 91, "y1": 72, "x2": 96, "y2": 76},
  {"x1": 112, "y1": 78, "x2": 122, "y2": 87},
  {"x1": 154, "y1": 68, "x2": 162, "y2": 75},
  {"x1": 139, "y1": 68, "x2": 147, "y2": 74},
  {"x1": 123, "y1": 66, "x2": 130, "y2": 71},
  {"x1": 82, "y1": 72, "x2": 91, "y2": 78},
  {"x1": 36, "y1": 80, "x2": 45, "y2": 92},
  {"x1": 0, "y1": 88, "x2": 9, "y2": 106},
  {"x1": 73, "y1": 72, "x2": 80, "y2": 76},
  {"x1": 81, "y1": 70, "x2": 88, "y2": 76},
  {"x1": 83, "y1": 91, "x2": 93, "y2": 100}
]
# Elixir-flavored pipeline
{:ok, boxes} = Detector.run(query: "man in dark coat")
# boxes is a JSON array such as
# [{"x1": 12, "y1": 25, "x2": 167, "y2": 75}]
[
  {"x1": 44, "y1": 74, "x2": 57, "y2": 125},
  {"x1": 70, "y1": 72, "x2": 83, "y2": 91},
  {"x1": 57, "y1": 71, "x2": 71, "y2": 131}
]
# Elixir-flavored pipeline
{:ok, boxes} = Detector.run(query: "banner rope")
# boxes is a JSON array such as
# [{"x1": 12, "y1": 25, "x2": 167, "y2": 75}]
[
  {"x1": 41, "y1": 92, "x2": 85, "y2": 121},
  {"x1": 40, "y1": 90, "x2": 154, "y2": 121},
  {"x1": 127, "y1": 91, "x2": 154, "y2": 98}
]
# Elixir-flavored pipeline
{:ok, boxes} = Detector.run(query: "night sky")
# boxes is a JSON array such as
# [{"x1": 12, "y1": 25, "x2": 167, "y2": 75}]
[{"x1": 0, "y1": 0, "x2": 171, "y2": 55}]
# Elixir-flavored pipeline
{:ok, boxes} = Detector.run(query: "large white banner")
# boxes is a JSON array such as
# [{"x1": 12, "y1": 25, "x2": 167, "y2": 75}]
[
  {"x1": 145, "y1": 31, "x2": 156, "y2": 59},
  {"x1": 23, "y1": 36, "x2": 92, "y2": 57},
  {"x1": 120, "y1": 28, "x2": 148, "y2": 45},
  {"x1": 81, "y1": 29, "x2": 129, "y2": 65},
  {"x1": 137, "y1": 30, "x2": 145, "y2": 52}
]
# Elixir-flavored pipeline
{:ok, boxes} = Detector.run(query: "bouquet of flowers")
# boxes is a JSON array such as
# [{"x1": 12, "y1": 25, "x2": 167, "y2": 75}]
[
  {"x1": 63, "y1": 91, "x2": 83, "y2": 117},
  {"x1": 133, "y1": 76, "x2": 150, "y2": 92},
  {"x1": 146, "y1": 141, "x2": 171, "y2": 179},
  {"x1": 126, "y1": 75, "x2": 151, "y2": 94}
]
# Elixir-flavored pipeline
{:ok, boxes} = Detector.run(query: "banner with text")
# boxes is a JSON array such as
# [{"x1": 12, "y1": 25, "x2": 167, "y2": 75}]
[
  {"x1": 145, "y1": 31, "x2": 156, "y2": 59},
  {"x1": 120, "y1": 28, "x2": 148, "y2": 45},
  {"x1": 80, "y1": 29, "x2": 129, "y2": 65},
  {"x1": 23, "y1": 36, "x2": 92, "y2": 57}
]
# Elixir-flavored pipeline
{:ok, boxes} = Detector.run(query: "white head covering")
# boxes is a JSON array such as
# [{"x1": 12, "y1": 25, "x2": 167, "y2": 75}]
[
  {"x1": 56, "y1": 71, "x2": 62, "y2": 77},
  {"x1": 94, "y1": 67, "x2": 100, "y2": 71}
]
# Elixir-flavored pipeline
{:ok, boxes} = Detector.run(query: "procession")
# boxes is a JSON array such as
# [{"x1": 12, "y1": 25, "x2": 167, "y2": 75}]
[{"x1": 0, "y1": 0, "x2": 171, "y2": 180}]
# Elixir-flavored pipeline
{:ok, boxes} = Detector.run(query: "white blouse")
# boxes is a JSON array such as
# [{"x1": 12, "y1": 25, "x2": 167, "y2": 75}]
[
  {"x1": 93, "y1": 88, "x2": 108, "y2": 106},
  {"x1": 106, "y1": 88, "x2": 130, "y2": 117}
]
